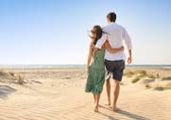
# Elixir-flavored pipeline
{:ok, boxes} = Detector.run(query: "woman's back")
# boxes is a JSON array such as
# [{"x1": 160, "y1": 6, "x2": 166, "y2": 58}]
[
  {"x1": 91, "y1": 48, "x2": 105, "y2": 69},
  {"x1": 86, "y1": 48, "x2": 106, "y2": 94}
]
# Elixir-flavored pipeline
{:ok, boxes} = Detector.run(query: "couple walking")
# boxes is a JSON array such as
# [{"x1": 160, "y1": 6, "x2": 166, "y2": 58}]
[{"x1": 85, "y1": 12, "x2": 133, "y2": 112}]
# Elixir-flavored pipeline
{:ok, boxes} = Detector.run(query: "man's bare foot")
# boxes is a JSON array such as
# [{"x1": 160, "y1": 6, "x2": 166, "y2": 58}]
[
  {"x1": 112, "y1": 107, "x2": 118, "y2": 112},
  {"x1": 94, "y1": 105, "x2": 99, "y2": 112},
  {"x1": 105, "y1": 102, "x2": 111, "y2": 106},
  {"x1": 109, "y1": 106, "x2": 118, "y2": 112}
]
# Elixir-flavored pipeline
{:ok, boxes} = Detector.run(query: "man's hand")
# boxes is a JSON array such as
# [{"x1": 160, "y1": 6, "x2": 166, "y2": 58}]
[
  {"x1": 127, "y1": 56, "x2": 132, "y2": 64},
  {"x1": 120, "y1": 46, "x2": 125, "y2": 51},
  {"x1": 127, "y1": 50, "x2": 132, "y2": 64}
]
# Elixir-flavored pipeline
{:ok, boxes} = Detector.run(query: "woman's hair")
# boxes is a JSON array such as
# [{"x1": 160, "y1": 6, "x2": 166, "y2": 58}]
[{"x1": 90, "y1": 25, "x2": 103, "y2": 45}]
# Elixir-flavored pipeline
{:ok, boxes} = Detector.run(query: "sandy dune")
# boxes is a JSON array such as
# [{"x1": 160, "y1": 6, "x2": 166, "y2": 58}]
[{"x1": 0, "y1": 68, "x2": 171, "y2": 120}]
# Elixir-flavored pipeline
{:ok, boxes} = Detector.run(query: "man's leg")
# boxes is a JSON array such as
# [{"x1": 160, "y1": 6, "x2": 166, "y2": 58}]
[
  {"x1": 112, "y1": 79, "x2": 120, "y2": 111},
  {"x1": 106, "y1": 77, "x2": 111, "y2": 106},
  {"x1": 112, "y1": 60, "x2": 125, "y2": 111}
]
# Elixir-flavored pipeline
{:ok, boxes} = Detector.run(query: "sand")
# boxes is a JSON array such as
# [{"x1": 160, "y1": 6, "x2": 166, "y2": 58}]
[{"x1": 0, "y1": 68, "x2": 171, "y2": 120}]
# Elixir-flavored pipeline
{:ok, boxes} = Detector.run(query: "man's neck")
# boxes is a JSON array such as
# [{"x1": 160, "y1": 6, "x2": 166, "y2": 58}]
[{"x1": 108, "y1": 21, "x2": 115, "y2": 25}]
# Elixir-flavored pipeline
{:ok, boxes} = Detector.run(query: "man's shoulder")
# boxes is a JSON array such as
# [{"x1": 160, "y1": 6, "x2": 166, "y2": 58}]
[
  {"x1": 103, "y1": 23, "x2": 125, "y2": 31},
  {"x1": 114, "y1": 23, "x2": 125, "y2": 29}
]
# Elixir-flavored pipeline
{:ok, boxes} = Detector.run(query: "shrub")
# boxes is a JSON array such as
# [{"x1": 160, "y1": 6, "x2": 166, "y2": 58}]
[
  {"x1": 132, "y1": 76, "x2": 141, "y2": 83},
  {"x1": 162, "y1": 76, "x2": 171, "y2": 81},
  {"x1": 0, "y1": 70, "x2": 25, "y2": 85},
  {"x1": 124, "y1": 70, "x2": 135, "y2": 77}
]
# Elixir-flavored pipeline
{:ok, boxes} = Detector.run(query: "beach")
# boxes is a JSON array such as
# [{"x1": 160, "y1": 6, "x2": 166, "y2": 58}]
[{"x1": 0, "y1": 66, "x2": 171, "y2": 120}]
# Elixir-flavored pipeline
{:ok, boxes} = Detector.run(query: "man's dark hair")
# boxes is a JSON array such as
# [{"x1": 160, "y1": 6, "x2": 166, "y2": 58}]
[{"x1": 107, "y1": 12, "x2": 117, "y2": 22}]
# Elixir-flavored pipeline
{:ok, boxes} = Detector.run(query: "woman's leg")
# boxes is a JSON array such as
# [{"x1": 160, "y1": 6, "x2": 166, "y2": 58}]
[
  {"x1": 94, "y1": 94, "x2": 101, "y2": 112},
  {"x1": 93, "y1": 94, "x2": 96, "y2": 103}
]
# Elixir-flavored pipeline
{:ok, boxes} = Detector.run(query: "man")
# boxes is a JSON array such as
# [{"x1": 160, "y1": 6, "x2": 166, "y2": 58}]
[{"x1": 95, "y1": 12, "x2": 132, "y2": 111}]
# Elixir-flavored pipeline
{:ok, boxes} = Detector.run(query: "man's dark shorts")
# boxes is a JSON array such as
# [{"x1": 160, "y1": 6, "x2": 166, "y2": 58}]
[{"x1": 104, "y1": 60, "x2": 125, "y2": 81}]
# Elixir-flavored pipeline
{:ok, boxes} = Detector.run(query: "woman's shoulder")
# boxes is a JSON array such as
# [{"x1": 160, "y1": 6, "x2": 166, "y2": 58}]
[
  {"x1": 89, "y1": 42, "x2": 95, "y2": 48},
  {"x1": 89, "y1": 42, "x2": 95, "y2": 51}
]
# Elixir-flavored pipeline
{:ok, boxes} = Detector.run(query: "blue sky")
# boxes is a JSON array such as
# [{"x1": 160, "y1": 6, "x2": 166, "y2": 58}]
[{"x1": 0, "y1": 0, "x2": 171, "y2": 65}]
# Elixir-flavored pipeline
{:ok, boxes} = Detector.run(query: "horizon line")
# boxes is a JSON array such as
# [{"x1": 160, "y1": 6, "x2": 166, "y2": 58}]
[{"x1": 0, "y1": 64, "x2": 171, "y2": 66}]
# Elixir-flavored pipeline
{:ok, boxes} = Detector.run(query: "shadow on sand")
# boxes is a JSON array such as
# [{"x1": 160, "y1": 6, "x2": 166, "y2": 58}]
[
  {"x1": 117, "y1": 109, "x2": 150, "y2": 120},
  {"x1": 0, "y1": 85, "x2": 16, "y2": 99},
  {"x1": 99, "y1": 105, "x2": 150, "y2": 120},
  {"x1": 98, "y1": 111, "x2": 120, "y2": 120}
]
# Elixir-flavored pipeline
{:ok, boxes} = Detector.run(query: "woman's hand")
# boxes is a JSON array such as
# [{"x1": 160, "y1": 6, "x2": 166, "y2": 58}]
[
  {"x1": 86, "y1": 65, "x2": 89, "y2": 70},
  {"x1": 86, "y1": 65, "x2": 90, "y2": 74}
]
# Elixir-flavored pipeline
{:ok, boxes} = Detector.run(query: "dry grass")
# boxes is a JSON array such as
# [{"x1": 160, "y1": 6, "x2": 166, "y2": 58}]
[
  {"x1": 16, "y1": 74, "x2": 25, "y2": 85},
  {"x1": 0, "y1": 70, "x2": 7, "y2": 76},
  {"x1": 124, "y1": 70, "x2": 136, "y2": 78},
  {"x1": 145, "y1": 83, "x2": 151, "y2": 89},
  {"x1": 154, "y1": 86, "x2": 165, "y2": 91},
  {"x1": 137, "y1": 70, "x2": 147, "y2": 76},
  {"x1": 149, "y1": 81, "x2": 171, "y2": 91},
  {"x1": 0, "y1": 70, "x2": 25, "y2": 85},
  {"x1": 132, "y1": 76, "x2": 141, "y2": 83},
  {"x1": 131, "y1": 70, "x2": 148, "y2": 83},
  {"x1": 162, "y1": 76, "x2": 171, "y2": 81},
  {"x1": 147, "y1": 74, "x2": 156, "y2": 79},
  {"x1": 125, "y1": 70, "x2": 157, "y2": 84}
]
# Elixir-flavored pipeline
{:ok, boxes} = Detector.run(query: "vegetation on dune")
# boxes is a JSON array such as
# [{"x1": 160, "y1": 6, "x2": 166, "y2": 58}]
[
  {"x1": 124, "y1": 69, "x2": 160, "y2": 84},
  {"x1": 124, "y1": 70, "x2": 136, "y2": 78},
  {"x1": 128, "y1": 70, "x2": 171, "y2": 91},
  {"x1": 145, "y1": 83, "x2": 151, "y2": 89},
  {"x1": 154, "y1": 86, "x2": 164, "y2": 91},
  {"x1": 0, "y1": 70, "x2": 25, "y2": 85},
  {"x1": 132, "y1": 76, "x2": 141, "y2": 83},
  {"x1": 130, "y1": 70, "x2": 157, "y2": 83},
  {"x1": 162, "y1": 76, "x2": 171, "y2": 81}
]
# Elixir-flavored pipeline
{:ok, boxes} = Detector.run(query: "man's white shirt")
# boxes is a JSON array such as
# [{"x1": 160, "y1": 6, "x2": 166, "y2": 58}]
[{"x1": 95, "y1": 22, "x2": 132, "y2": 61}]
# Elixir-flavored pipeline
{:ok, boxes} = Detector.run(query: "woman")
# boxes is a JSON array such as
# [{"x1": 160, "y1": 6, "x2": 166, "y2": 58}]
[{"x1": 85, "y1": 25, "x2": 124, "y2": 112}]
